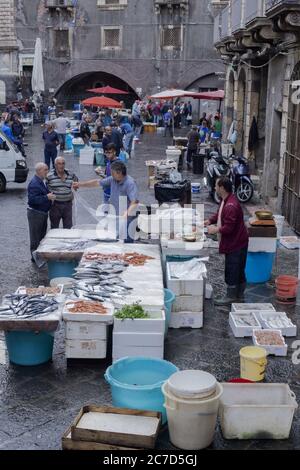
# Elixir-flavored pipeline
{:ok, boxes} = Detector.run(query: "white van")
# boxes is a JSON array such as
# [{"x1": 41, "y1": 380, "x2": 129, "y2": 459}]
[{"x1": 0, "y1": 129, "x2": 29, "y2": 192}]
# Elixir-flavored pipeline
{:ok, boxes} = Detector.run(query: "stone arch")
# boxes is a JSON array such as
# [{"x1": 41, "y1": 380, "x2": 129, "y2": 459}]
[
  {"x1": 0, "y1": 80, "x2": 6, "y2": 104},
  {"x1": 55, "y1": 71, "x2": 139, "y2": 109}
]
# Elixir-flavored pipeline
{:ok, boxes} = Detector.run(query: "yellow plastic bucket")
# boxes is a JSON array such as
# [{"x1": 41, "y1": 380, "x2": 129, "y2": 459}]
[{"x1": 239, "y1": 346, "x2": 267, "y2": 382}]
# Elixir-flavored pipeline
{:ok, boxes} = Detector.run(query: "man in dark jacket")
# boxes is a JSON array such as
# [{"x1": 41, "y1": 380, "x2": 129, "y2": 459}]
[
  {"x1": 80, "y1": 116, "x2": 91, "y2": 145},
  {"x1": 186, "y1": 126, "x2": 200, "y2": 169},
  {"x1": 205, "y1": 177, "x2": 249, "y2": 305},
  {"x1": 27, "y1": 163, "x2": 56, "y2": 261}
]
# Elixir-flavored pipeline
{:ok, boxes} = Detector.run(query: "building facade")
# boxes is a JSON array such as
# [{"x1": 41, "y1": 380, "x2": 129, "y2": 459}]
[
  {"x1": 0, "y1": 0, "x2": 224, "y2": 109},
  {"x1": 212, "y1": 0, "x2": 300, "y2": 234}
]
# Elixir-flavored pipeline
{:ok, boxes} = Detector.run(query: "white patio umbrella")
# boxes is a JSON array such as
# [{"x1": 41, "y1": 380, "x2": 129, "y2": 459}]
[
  {"x1": 31, "y1": 38, "x2": 45, "y2": 94},
  {"x1": 150, "y1": 89, "x2": 188, "y2": 137}
]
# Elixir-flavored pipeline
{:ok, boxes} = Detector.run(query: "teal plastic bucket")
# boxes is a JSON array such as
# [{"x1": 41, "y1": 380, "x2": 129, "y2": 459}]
[
  {"x1": 5, "y1": 331, "x2": 54, "y2": 366},
  {"x1": 164, "y1": 288, "x2": 175, "y2": 336},
  {"x1": 47, "y1": 260, "x2": 78, "y2": 281},
  {"x1": 246, "y1": 252, "x2": 275, "y2": 283},
  {"x1": 105, "y1": 357, "x2": 179, "y2": 424}
]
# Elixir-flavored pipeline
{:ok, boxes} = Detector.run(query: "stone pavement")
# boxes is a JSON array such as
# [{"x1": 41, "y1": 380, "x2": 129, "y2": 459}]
[{"x1": 0, "y1": 126, "x2": 299, "y2": 450}]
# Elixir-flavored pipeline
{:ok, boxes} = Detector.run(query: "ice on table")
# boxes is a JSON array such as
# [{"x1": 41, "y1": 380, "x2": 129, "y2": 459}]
[{"x1": 77, "y1": 412, "x2": 159, "y2": 436}]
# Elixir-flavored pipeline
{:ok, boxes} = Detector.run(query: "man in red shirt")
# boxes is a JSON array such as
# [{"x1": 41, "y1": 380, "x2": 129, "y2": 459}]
[{"x1": 205, "y1": 177, "x2": 249, "y2": 306}]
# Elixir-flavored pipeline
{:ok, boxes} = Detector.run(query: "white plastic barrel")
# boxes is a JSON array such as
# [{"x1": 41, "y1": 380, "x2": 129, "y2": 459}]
[
  {"x1": 273, "y1": 215, "x2": 285, "y2": 238},
  {"x1": 162, "y1": 371, "x2": 223, "y2": 450}
]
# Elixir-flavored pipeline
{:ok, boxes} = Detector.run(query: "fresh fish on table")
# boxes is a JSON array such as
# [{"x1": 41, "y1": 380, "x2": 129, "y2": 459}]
[{"x1": 0, "y1": 295, "x2": 59, "y2": 319}]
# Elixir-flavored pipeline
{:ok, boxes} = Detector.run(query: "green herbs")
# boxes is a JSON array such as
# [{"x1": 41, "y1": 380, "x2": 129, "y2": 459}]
[{"x1": 115, "y1": 304, "x2": 150, "y2": 320}]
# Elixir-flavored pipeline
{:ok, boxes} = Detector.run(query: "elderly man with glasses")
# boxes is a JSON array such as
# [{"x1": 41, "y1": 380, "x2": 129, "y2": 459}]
[{"x1": 46, "y1": 157, "x2": 78, "y2": 229}]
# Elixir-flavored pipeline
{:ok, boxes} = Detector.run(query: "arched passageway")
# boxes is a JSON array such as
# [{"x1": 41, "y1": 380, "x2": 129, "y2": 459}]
[{"x1": 55, "y1": 71, "x2": 139, "y2": 109}]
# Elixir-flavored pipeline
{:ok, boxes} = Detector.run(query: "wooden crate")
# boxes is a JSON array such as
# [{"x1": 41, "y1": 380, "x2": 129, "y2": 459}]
[
  {"x1": 62, "y1": 426, "x2": 139, "y2": 450},
  {"x1": 70, "y1": 405, "x2": 161, "y2": 449}
]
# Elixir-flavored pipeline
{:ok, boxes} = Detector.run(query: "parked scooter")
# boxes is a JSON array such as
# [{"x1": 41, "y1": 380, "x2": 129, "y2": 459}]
[{"x1": 206, "y1": 149, "x2": 254, "y2": 204}]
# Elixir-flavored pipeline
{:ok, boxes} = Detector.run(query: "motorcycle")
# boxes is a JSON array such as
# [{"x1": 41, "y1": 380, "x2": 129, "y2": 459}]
[{"x1": 206, "y1": 150, "x2": 254, "y2": 204}]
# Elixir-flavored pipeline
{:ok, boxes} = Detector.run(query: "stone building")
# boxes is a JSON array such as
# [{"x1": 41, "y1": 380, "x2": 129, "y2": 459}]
[
  {"x1": 212, "y1": 0, "x2": 300, "y2": 234},
  {"x1": 0, "y1": 0, "x2": 223, "y2": 110}
]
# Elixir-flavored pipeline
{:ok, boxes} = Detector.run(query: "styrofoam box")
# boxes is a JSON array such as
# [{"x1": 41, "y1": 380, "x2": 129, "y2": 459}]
[
  {"x1": 16, "y1": 285, "x2": 64, "y2": 296},
  {"x1": 113, "y1": 310, "x2": 165, "y2": 334},
  {"x1": 166, "y1": 262, "x2": 204, "y2": 296},
  {"x1": 169, "y1": 311, "x2": 203, "y2": 329},
  {"x1": 113, "y1": 332, "x2": 164, "y2": 347},
  {"x1": 79, "y1": 148, "x2": 95, "y2": 165},
  {"x1": 65, "y1": 321, "x2": 107, "y2": 340},
  {"x1": 113, "y1": 345, "x2": 164, "y2": 362},
  {"x1": 256, "y1": 312, "x2": 297, "y2": 337},
  {"x1": 219, "y1": 383, "x2": 298, "y2": 440},
  {"x1": 232, "y1": 303, "x2": 276, "y2": 312},
  {"x1": 63, "y1": 301, "x2": 114, "y2": 323},
  {"x1": 172, "y1": 295, "x2": 203, "y2": 313},
  {"x1": 229, "y1": 312, "x2": 262, "y2": 338},
  {"x1": 66, "y1": 339, "x2": 107, "y2": 359},
  {"x1": 252, "y1": 329, "x2": 288, "y2": 356},
  {"x1": 248, "y1": 237, "x2": 277, "y2": 253}
]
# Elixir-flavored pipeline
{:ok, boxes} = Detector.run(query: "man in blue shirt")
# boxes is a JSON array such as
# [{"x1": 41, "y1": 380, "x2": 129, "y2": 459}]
[
  {"x1": 73, "y1": 161, "x2": 139, "y2": 242},
  {"x1": 27, "y1": 163, "x2": 56, "y2": 261},
  {"x1": 120, "y1": 121, "x2": 134, "y2": 157}
]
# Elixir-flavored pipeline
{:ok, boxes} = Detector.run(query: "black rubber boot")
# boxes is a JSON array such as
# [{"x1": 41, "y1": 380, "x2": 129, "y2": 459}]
[
  {"x1": 237, "y1": 283, "x2": 247, "y2": 300},
  {"x1": 214, "y1": 286, "x2": 239, "y2": 306}
]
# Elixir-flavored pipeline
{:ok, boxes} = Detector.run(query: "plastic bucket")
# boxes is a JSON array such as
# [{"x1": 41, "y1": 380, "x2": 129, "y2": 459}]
[
  {"x1": 240, "y1": 346, "x2": 267, "y2": 382},
  {"x1": 246, "y1": 252, "x2": 275, "y2": 283},
  {"x1": 275, "y1": 275, "x2": 299, "y2": 302},
  {"x1": 47, "y1": 260, "x2": 78, "y2": 281},
  {"x1": 164, "y1": 288, "x2": 176, "y2": 336},
  {"x1": 273, "y1": 215, "x2": 285, "y2": 238},
  {"x1": 105, "y1": 357, "x2": 178, "y2": 424},
  {"x1": 191, "y1": 183, "x2": 201, "y2": 194},
  {"x1": 50, "y1": 277, "x2": 74, "y2": 288},
  {"x1": 162, "y1": 381, "x2": 223, "y2": 450},
  {"x1": 5, "y1": 331, "x2": 54, "y2": 366},
  {"x1": 73, "y1": 144, "x2": 85, "y2": 157}
]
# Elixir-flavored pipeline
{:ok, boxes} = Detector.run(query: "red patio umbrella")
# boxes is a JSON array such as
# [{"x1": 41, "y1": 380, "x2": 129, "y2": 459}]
[
  {"x1": 185, "y1": 90, "x2": 225, "y2": 100},
  {"x1": 86, "y1": 86, "x2": 129, "y2": 95},
  {"x1": 82, "y1": 96, "x2": 122, "y2": 108}
]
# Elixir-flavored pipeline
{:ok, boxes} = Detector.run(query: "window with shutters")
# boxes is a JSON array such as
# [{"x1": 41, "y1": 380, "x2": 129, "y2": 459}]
[
  {"x1": 161, "y1": 25, "x2": 182, "y2": 50},
  {"x1": 54, "y1": 30, "x2": 70, "y2": 58},
  {"x1": 97, "y1": 0, "x2": 128, "y2": 10},
  {"x1": 101, "y1": 27, "x2": 122, "y2": 49}
]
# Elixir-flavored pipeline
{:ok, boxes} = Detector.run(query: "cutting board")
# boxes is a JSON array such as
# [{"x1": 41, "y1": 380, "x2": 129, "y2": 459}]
[{"x1": 249, "y1": 218, "x2": 276, "y2": 227}]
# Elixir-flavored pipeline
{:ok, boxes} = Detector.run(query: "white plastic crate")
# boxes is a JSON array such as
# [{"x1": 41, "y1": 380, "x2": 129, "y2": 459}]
[
  {"x1": 113, "y1": 345, "x2": 164, "y2": 362},
  {"x1": 169, "y1": 311, "x2": 203, "y2": 329},
  {"x1": 113, "y1": 309, "x2": 165, "y2": 334},
  {"x1": 256, "y1": 312, "x2": 297, "y2": 337},
  {"x1": 252, "y1": 329, "x2": 288, "y2": 356},
  {"x1": 66, "y1": 339, "x2": 107, "y2": 359},
  {"x1": 248, "y1": 237, "x2": 277, "y2": 253},
  {"x1": 219, "y1": 383, "x2": 298, "y2": 440},
  {"x1": 229, "y1": 312, "x2": 261, "y2": 338},
  {"x1": 65, "y1": 321, "x2": 107, "y2": 340},
  {"x1": 166, "y1": 262, "x2": 204, "y2": 296},
  {"x1": 172, "y1": 295, "x2": 203, "y2": 313},
  {"x1": 79, "y1": 148, "x2": 95, "y2": 165},
  {"x1": 232, "y1": 303, "x2": 276, "y2": 312}
]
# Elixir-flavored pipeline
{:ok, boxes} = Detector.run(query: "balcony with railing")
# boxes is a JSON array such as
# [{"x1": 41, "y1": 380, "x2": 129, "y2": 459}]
[
  {"x1": 231, "y1": 0, "x2": 245, "y2": 33},
  {"x1": 245, "y1": 0, "x2": 266, "y2": 24},
  {"x1": 265, "y1": 0, "x2": 300, "y2": 16}
]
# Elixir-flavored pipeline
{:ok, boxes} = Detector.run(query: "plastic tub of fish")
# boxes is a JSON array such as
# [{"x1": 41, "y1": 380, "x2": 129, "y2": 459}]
[
  {"x1": 253, "y1": 329, "x2": 288, "y2": 356},
  {"x1": 229, "y1": 312, "x2": 262, "y2": 338},
  {"x1": 256, "y1": 312, "x2": 297, "y2": 337},
  {"x1": 63, "y1": 299, "x2": 114, "y2": 323}
]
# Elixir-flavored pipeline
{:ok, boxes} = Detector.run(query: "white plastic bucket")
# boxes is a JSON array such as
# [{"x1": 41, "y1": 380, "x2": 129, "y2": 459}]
[
  {"x1": 162, "y1": 381, "x2": 223, "y2": 450},
  {"x1": 273, "y1": 215, "x2": 285, "y2": 238},
  {"x1": 191, "y1": 183, "x2": 201, "y2": 194}
]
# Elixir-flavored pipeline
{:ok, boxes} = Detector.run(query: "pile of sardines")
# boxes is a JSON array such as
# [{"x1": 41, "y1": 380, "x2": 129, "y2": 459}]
[
  {"x1": 0, "y1": 294, "x2": 59, "y2": 319},
  {"x1": 71, "y1": 259, "x2": 133, "y2": 302}
]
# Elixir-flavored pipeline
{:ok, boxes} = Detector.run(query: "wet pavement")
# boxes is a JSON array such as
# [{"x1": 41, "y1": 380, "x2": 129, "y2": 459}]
[{"x1": 0, "y1": 124, "x2": 299, "y2": 450}]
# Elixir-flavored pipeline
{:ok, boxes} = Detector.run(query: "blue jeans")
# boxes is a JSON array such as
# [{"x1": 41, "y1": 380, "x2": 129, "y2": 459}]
[
  {"x1": 124, "y1": 132, "x2": 134, "y2": 155},
  {"x1": 44, "y1": 148, "x2": 57, "y2": 169}
]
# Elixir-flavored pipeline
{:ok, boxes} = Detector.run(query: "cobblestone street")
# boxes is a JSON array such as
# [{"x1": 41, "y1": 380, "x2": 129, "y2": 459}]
[{"x1": 0, "y1": 126, "x2": 299, "y2": 450}]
